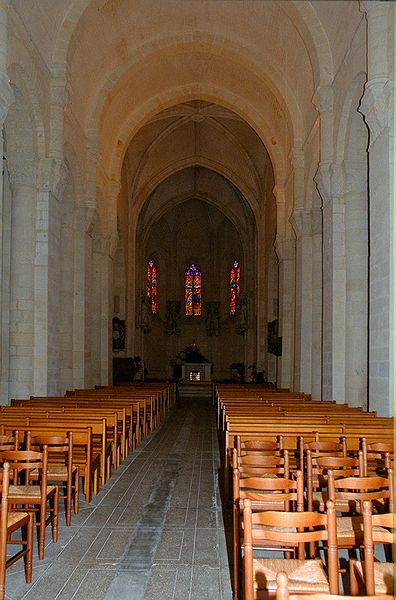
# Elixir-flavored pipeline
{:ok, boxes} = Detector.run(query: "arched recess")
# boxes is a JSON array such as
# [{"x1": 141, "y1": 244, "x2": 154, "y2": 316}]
[{"x1": 124, "y1": 166, "x2": 258, "y2": 381}]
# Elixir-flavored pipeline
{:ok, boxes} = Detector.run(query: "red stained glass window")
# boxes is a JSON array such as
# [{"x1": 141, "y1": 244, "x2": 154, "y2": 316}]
[
  {"x1": 230, "y1": 259, "x2": 240, "y2": 315},
  {"x1": 147, "y1": 259, "x2": 157, "y2": 314},
  {"x1": 185, "y1": 263, "x2": 202, "y2": 316}
]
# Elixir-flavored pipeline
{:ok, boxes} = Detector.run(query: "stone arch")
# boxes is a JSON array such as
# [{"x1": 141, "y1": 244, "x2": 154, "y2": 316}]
[
  {"x1": 105, "y1": 84, "x2": 286, "y2": 192},
  {"x1": 7, "y1": 63, "x2": 46, "y2": 160},
  {"x1": 52, "y1": 0, "x2": 334, "y2": 90},
  {"x1": 88, "y1": 33, "x2": 304, "y2": 146},
  {"x1": 133, "y1": 157, "x2": 261, "y2": 227},
  {"x1": 287, "y1": 0, "x2": 334, "y2": 85}
]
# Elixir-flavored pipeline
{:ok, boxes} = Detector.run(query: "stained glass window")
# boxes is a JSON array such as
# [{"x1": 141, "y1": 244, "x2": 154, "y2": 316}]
[
  {"x1": 185, "y1": 263, "x2": 202, "y2": 316},
  {"x1": 147, "y1": 258, "x2": 157, "y2": 314},
  {"x1": 230, "y1": 259, "x2": 240, "y2": 315}
]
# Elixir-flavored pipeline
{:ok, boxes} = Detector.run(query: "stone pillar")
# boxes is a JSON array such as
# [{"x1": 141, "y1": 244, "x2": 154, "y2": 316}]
[
  {"x1": 359, "y1": 0, "x2": 393, "y2": 416},
  {"x1": 91, "y1": 230, "x2": 117, "y2": 386},
  {"x1": 290, "y1": 209, "x2": 313, "y2": 394},
  {"x1": 256, "y1": 208, "x2": 267, "y2": 372},
  {"x1": 7, "y1": 165, "x2": 37, "y2": 398},
  {"x1": 59, "y1": 202, "x2": 74, "y2": 392},
  {"x1": 274, "y1": 236, "x2": 295, "y2": 390},
  {"x1": 73, "y1": 205, "x2": 96, "y2": 388},
  {"x1": 317, "y1": 163, "x2": 346, "y2": 403},
  {"x1": 314, "y1": 86, "x2": 349, "y2": 403},
  {"x1": 311, "y1": 207, "x2": 322, "y2": 400},
  {"x1": 34, "y1": 158, "x2": 67, "y2": 395},
  {"x1": 344, "y1": 159, "x2": 368, "y2": 408},
  {"x1": 0, "y1": 0, "x2": 14, "y2": 403}
]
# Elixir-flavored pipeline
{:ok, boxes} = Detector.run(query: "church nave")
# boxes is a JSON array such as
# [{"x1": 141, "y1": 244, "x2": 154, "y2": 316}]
[{"x1": 6, "y1": 398, "x2": 232, "y2": 600}]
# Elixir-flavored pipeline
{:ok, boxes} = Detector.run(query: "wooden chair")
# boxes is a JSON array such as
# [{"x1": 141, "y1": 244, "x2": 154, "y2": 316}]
[
  {"x1": 301, "y1": 439, "x2": 347, "y2": 472},
  {"x1": 0, "y1": 433, "x2": 19, "y2": 451},
  {"x1": 306, "y1": 452, "x2": 363, "y2": 513},
  {"x1": 0, "y1": 462, "x2": 34, "y2": 600},
  {"x1": 327, "y1": 469, "x2": 393, "y2": 550},
  {"x1": 0, "y1": 447, "x2": 59, "y2": 560},
  {"x1": 243, "y1": 498, "x2": 339, "y2": 600},
  {"x1": 349, "y1": 499, "x2": 394, "y2": 596},
  {"x1": 28, "y1": 433, "x2": 79, "y2": 526},
  {"x1": 361, "y1": 439, "x2": 393, "y2": 477},
  {"x1": 233, "y1": 447, "x2": 290, "y2": 479},
  {"x1": 233, "y1": 468, "x2": 304, "y2": 600},
  {"x1": 275, "y1": 571, "x2": 393, "y2": 600}
]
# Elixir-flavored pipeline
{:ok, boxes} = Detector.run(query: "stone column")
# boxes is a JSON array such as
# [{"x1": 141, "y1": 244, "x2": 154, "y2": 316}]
[
  {"x1": 359, "y1": 0, "x2": 393, "y2": 416},
  {"x1": 7, "y1": 165, "x2": 37, "y2": 398},
  {"x1": 0, "y1": 0, "x2": 14, "y2": 403},
  {"x1": 91, "y1": 230, "x2": 117, "y2": 386},
  {"x1": 274, "y1": 236, "x2": 295, "y2": 390},
  {"x1": 290, "y1": 208, "x2": 313, "y2": 394},
  {"x1": 344, "y1": 159, "x2": 368, "y2": 408},
  {"x1": 317, "y1": 163, "x2": 346, "y2": 403},
  {"x1": 59, "y1": 202, "x2": 74, "y2": 392},
  {"x1": 34, "y1": 158, "x2": 67, "y2": 395},
  {"x1": 311, "y1": 207, "x2": 322, "y2": 400},
  {"x1": 73, "y1": 205, "x2": 96, "y2": 388},
  {"x1": 314, "y1": 86, "x2": 349, "y2": 403}
]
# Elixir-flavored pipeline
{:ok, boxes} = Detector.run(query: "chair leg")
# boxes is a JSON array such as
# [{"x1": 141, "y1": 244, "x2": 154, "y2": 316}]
[
  {"x1": 24, "y1": 513, "x2": 34, "y2": 584},
  {"x1": 66, "y1": 479, "x2": 72, "y2": 526},
  {"x1": 349, "y1": 559, "x2": 360, "y2": 595},
  {"x1": 38, "y1": 502, "x2": 46, "y2": 560},
  {"x1": 52, "y1": 488, "x2": 59, "y2": 543},
  {"x1": 73, "y1": 472, "x2": 79, "y2": 514}
]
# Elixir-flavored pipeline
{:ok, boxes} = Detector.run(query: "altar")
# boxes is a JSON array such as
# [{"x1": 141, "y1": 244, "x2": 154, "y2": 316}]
[{"x1": 181, "y1": 362, "x2": 212, "y2": 382}]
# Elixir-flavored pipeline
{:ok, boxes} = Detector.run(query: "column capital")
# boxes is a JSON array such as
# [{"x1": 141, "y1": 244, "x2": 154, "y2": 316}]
[
  {"x1": 359, "y1": 79, "x2": 392, "y2": 146},
  {"x1": 312, "y1": 85, "x2": 334, "y2": 114},
  {"x1": 74, "y1": 204, "x2": 98, "y2": 235},
  {"x1": 289, "y1": 146, "x2": 304, "y2": 170},
  {"x1": 7, "y1": 160, "x2": 36, "y2": 189},
  {"x1": 343, "y1": 159, "x2": 367, "y2": 195},
  {"x1": 314, "y1": 162, "x2": 332, "y2": 207},
  {"x1": 93, "y1": 231, "x2": 119, "y2": 258},
  {"x1": 274, "y1": 236, "x2": 295, "y2": 263},
  {"x1": 360, "y1": 1, "x2": 389, "y2": 14},
  {"x1": 0, "y1": 71, "x2": 14, "y2": 125},
  {"x1": 290, "y1": 208, "x2": 313, "y2": 239},
  {"x1": 37, "y1": 157, "x2": 68, "y2": 199}
]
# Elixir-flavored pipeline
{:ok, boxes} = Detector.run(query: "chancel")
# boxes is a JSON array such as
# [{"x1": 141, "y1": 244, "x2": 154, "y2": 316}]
[{"x1": 0, "y1": 1, "x2": 393, "y2": 599}]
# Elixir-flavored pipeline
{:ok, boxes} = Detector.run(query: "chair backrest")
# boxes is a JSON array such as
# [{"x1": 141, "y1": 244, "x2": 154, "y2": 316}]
[
  {"x1": 327, "y1": 469, "x2": 393, "y2": 514},
  {"x1": 28, "y1": 433, "x2": 72, "y2": 462},
  {"x1": 235, "y1": 468, "x2": 304, "y2": 514},
  {"x1": 0, "y1": 433, "x2": 19, "y2": 452},
  {"x1": 361, "y1": 499, "x2": 394, "y2": 595},
  {"x1": 361, "y1": 438, "x2": 394, "y2": 477},
  {"x1": 305, "y1": 451, "x2": 363, "y2": 512},
  {"x1": 304, "y1": 440, "x2": 347, "y2": 456},
  {"x1": 275, "y1": 571, "x2": 393, "y2": 600},
  {"x1": 233, "y1": 447, "x2": 290, "y2": 478},
  {"x1": 235, "y1": 435, "x2": 282, "y2": 455},
  {"x1": 315, "y1": 454, "x2": 363, "y2": 478},
  {"x1": 243, "y1": 499, "x2": 339, "y2": 594},
  {"x1": 0, "y1": 448, "x2": 48, "y2": 487}
]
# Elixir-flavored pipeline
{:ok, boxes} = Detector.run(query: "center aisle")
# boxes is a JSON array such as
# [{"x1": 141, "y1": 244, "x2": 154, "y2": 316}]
[{"x1": 9, "y1": 396, "x2": 233, "y2": 600}]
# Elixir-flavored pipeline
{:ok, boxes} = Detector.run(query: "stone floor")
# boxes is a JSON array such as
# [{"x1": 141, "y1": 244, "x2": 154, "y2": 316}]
[{"x1": 6, "y1": 397, "x2": 234, "y2": 600}]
